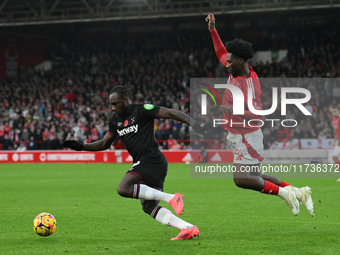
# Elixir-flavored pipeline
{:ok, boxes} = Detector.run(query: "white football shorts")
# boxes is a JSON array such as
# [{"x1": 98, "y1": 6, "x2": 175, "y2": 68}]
[
  {"x1": 332, "y1": 145, "x2": 340, "y2": 158},
  {"x1": 227, "y1": 129, "x2": 264, "y2": 165}
]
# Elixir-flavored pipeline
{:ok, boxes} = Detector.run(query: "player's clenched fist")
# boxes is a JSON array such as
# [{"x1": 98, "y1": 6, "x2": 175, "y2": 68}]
[
  {"x1": 205, "y1": 13, "x2": 215, "y2": 30},
  {"x1": 63, "y1": 140, "x2": 84, "y2": 151}
]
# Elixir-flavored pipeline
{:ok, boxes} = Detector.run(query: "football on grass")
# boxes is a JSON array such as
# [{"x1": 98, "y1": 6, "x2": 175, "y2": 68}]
[{"x1": 33, "y1": 212, "x2": 57, "y2": 236}]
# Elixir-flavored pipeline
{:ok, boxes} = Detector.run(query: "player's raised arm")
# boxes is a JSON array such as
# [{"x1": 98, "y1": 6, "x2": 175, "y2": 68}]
[
  {"x1": 157, "y1": 107, "x2": 213, "y2": 134},
  {"x1": 63, "y1": 132, "x2": 117, "y2": 151},
  {"x1": 205, "y1": 13, "x2": 227, "y2": 67}
]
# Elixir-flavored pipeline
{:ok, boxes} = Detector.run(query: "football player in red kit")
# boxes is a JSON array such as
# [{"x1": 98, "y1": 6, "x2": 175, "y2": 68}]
[
  {"x1": 206, "y1": 13, "x2": 314, "y2": 216},
  {"x1": 331, "y1": 107, "x2": 340, "y2": 182}
]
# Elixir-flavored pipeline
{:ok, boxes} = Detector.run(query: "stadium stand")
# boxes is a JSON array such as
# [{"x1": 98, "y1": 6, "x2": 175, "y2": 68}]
[{"x1": 0, "y1": 9, "x2": 340, "y2": 151}]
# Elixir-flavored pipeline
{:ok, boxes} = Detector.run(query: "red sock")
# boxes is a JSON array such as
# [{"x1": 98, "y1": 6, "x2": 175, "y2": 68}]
[
  {"x1": 336, "y1": 161, "x2": 340, "y2": 170},
  {"x1": 280, "y1": 181, "x2": 290, "y2": 187},
  {"x1": 261, "y1": 181, "x2": 279, "y2": 195}
]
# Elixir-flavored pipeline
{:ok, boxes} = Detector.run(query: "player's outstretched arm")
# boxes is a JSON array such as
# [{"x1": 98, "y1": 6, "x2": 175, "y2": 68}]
[
  {"x1": 158, "y1": 107, "x2": 213, "y2": 134},
  {"x1": 205, "y1": 13, "x2": 227, "y2": 66},
  {"x1": 63, "y1": 132, "x2": 117, "y2": 151}
]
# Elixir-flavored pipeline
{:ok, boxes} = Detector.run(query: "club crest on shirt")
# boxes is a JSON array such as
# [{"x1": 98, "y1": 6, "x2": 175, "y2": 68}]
[
  {"x1": 130, "y1": 116, "x2": 135, "y2": 124},
  {"x1": 226, "y1": 77, "x2": 241, "y2": 98},
  {"x1": 229, "y1": 77, "x2": 240, "y2": 87},
  {"x1": 124, "y1": 120, "x2": 128, "y2": 127}
]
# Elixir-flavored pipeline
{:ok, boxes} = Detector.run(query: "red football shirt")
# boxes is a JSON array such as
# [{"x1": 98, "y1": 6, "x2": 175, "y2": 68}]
[
  {"x1": 210, "y1": 28, "x2": 261, "y2": 134},
  {"x1": 332, "y1": 116, "x2": 340, "y2": 146}
]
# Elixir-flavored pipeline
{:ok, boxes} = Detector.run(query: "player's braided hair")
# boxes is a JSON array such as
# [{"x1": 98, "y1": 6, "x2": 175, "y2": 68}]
[
  {"x1": 110, "y1": 86, "x2": 133, "y2": 100},
  {"x1": 226, "y1": 39, "x2": 254, "y2": 61}
]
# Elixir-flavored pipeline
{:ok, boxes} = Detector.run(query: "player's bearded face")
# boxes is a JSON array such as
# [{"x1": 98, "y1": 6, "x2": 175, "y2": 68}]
[
  {"x1": 109, "y1": 93, "x2": 130, "y2": 118},
  {"x1": 120, "y1": 100, "x2": 129, "y2": 117},
  {"x1": 113, "y1": 98, "x2": 129, "y2": 118}
]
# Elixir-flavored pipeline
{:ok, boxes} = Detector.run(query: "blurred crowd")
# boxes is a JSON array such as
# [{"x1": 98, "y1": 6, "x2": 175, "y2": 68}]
[{"x1": 0, "y1": 17, "x2": 340, "y2": 151}]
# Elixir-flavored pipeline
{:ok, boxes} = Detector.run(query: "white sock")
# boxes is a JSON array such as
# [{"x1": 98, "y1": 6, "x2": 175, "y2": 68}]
[
  {"x1": 294, "y1": 187, "x2": 303, "y2": 200},
  {"x1": 277, "y1": 187, "x2": 288, "y2": 198},
  {"x1": 133, "y1": 184, "x2": 174, "y2": 203},
  {"x1": 151, "y1": 206, "x2": 194, "y2": 230}
]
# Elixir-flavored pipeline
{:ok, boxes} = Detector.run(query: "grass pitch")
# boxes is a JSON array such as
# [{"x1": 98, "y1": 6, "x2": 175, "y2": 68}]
[{"x1": 0, "y1": 163, "x2": 339, "y2": 255}]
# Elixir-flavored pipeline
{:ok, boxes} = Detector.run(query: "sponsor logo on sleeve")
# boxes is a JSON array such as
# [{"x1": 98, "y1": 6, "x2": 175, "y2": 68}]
[{"x1": 144, "y1": 104, "x2": 154, "y2": 110}]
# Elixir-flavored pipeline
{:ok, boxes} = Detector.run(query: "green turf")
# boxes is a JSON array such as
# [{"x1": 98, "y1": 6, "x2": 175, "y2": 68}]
[{"x1": 0, "y1": 163, "x2": 339, "y2": 255}]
